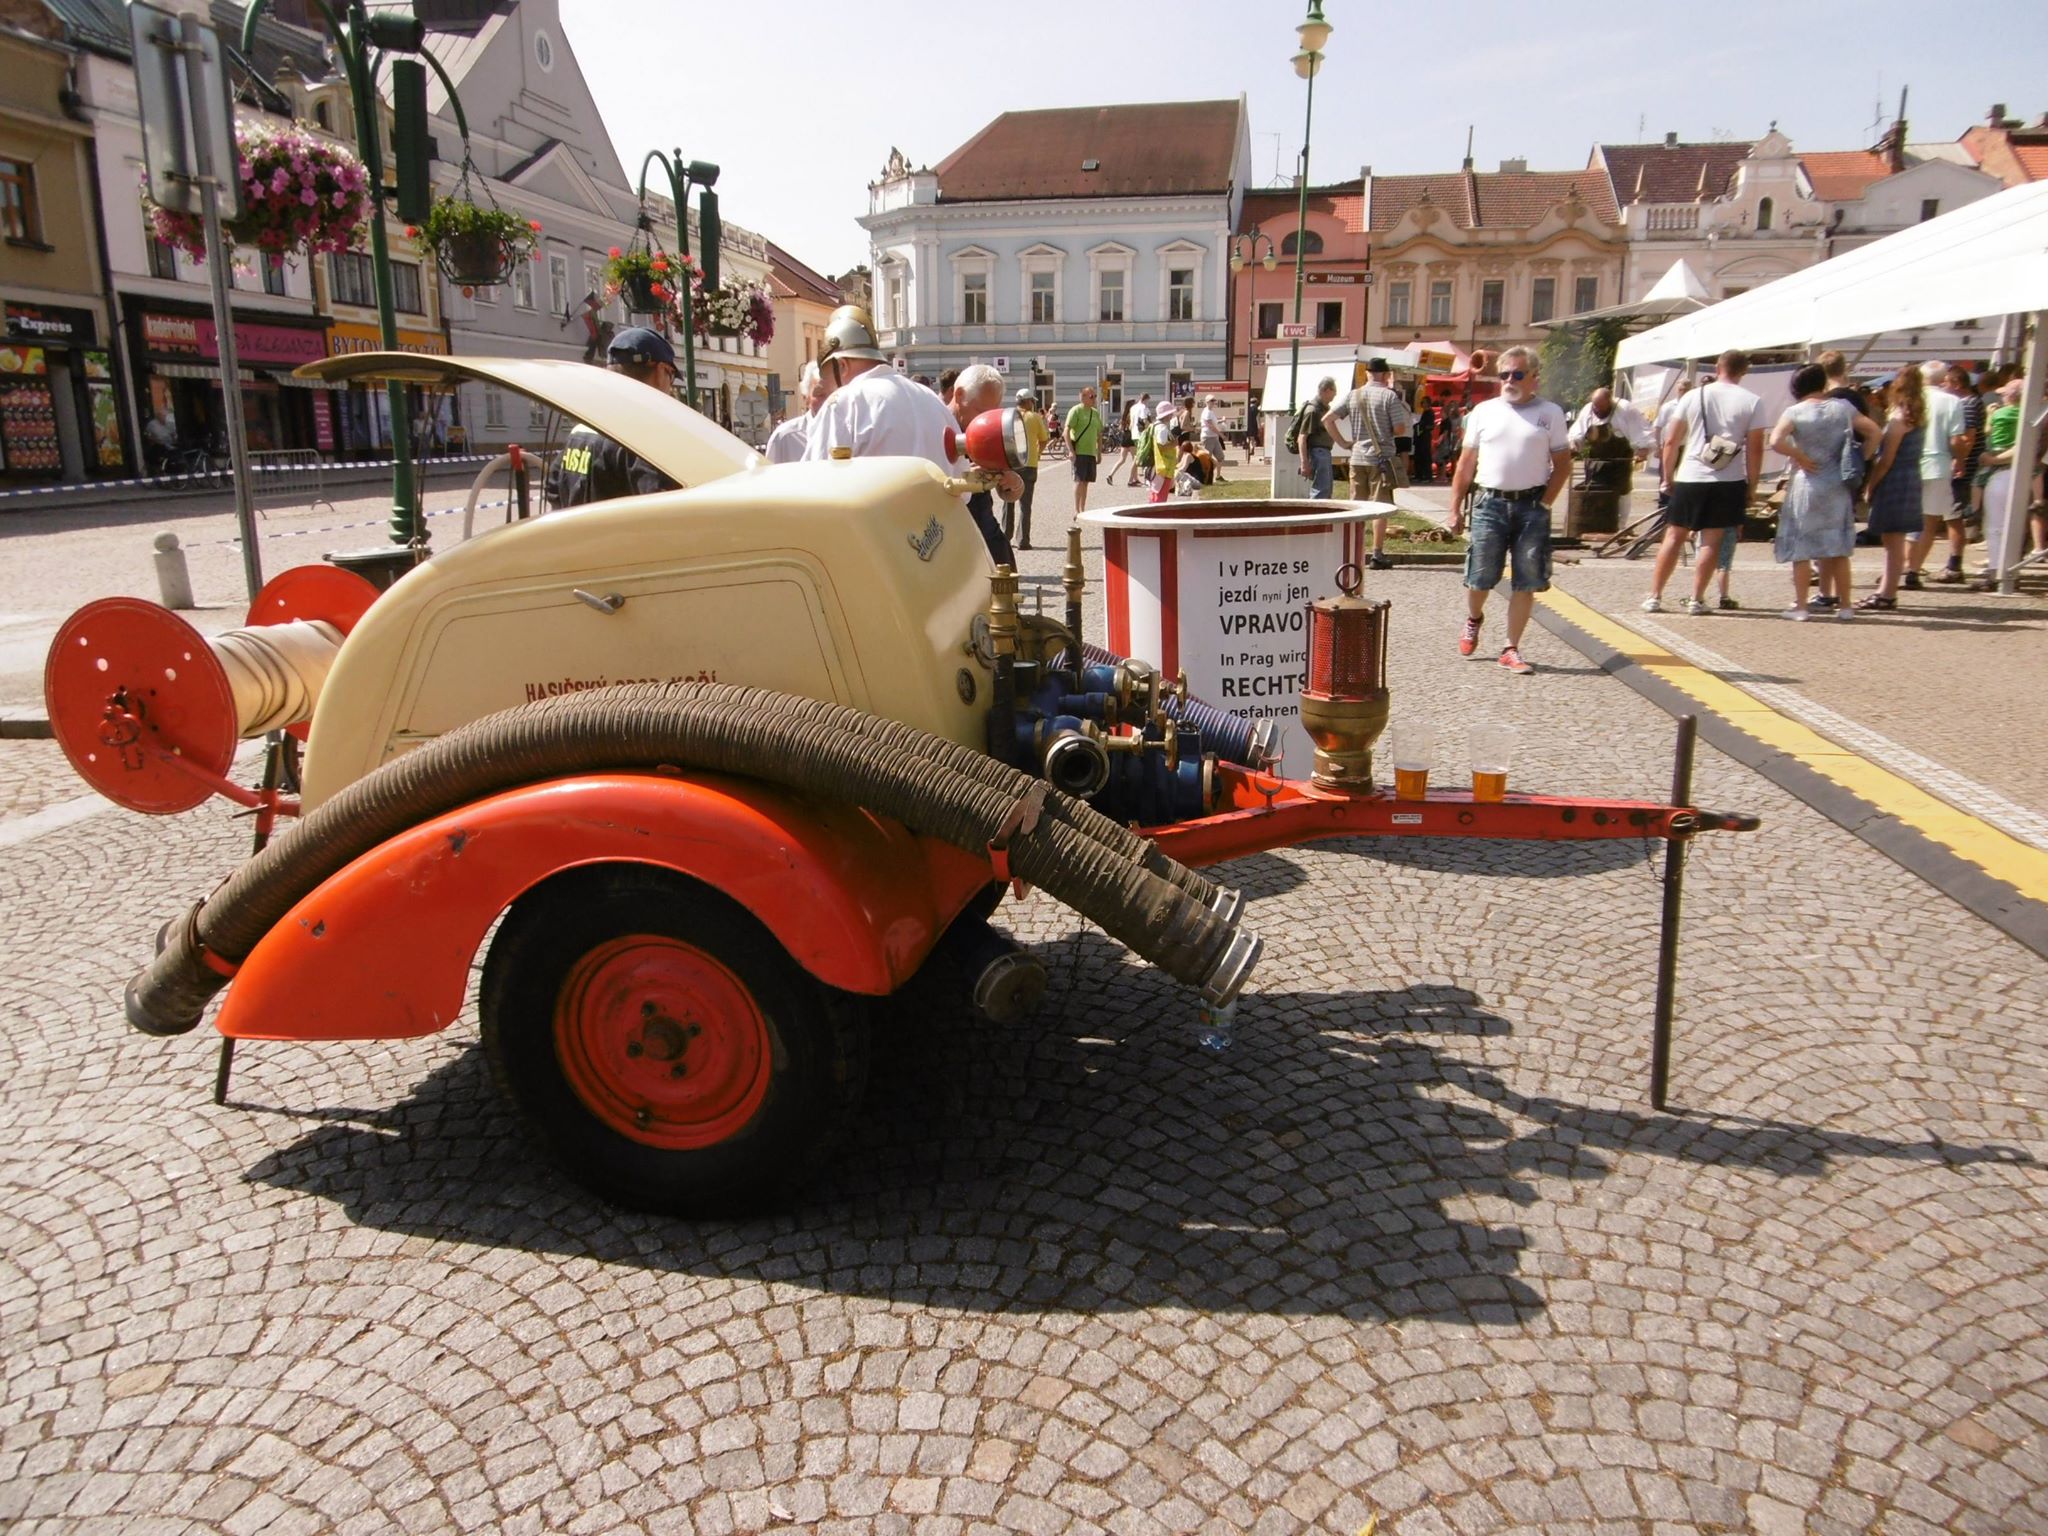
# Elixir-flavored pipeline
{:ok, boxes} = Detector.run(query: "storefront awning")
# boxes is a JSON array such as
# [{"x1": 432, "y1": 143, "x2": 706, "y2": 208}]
[
  {"x1": 267, "y1": 371, "x2": 342, "y2": 390},
  {"x1": 154, "y1": 362, "x2": 220, "y2": 380}
]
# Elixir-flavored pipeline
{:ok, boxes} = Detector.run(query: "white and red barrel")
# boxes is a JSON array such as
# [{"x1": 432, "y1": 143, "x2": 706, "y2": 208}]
[{"x1": 1079, "y1": 500, "x2": 1392, "y2": 776}]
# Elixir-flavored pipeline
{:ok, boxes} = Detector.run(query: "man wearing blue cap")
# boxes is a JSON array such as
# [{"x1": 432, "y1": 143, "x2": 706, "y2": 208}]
[{"x1": 549, "y1": 326, "x2": 683, "y2": 507}]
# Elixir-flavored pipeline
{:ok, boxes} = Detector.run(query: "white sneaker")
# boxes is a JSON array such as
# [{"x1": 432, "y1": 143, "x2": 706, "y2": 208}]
[
  {"x1": 1684, "y1": 598, "x2": 1710, "y2": 616},
  {"x1": 1782, "y1": 605, "x2": 1810, "y2": 621},
  {"x1": 1640, "y1": 596, "x2": 1663, "y2": 613},
  {"x1": 1834, "y1": 603, "x2": 1854, "y2": 618}
]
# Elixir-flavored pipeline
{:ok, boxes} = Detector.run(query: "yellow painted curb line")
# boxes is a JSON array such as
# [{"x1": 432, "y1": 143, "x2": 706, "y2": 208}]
[{"x1": 1540, "y1": 587, "x2": 2048, "y2": 906}]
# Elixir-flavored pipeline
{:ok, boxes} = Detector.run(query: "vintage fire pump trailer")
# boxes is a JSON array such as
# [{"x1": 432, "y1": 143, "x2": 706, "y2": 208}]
[{"x1": 44, "y1": 356, "x2": 1758, "y2": 1214}]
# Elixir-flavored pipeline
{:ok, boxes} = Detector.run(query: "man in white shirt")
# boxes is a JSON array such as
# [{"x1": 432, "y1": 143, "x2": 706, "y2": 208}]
[
  {"x1": 803, "y1": 305, "x2": 959, "y2": 469},
  {"x1": 1446, "y1": 346, "x2": 1571, "y2": 675},
  {"x1": 1124, "y1": 393, "x2": 1154, "y2": 485},
  {"x1": 1646, "y1": 350, "x2": 1765, "y2": 615},
  {"x1": 1567, "y1": 387, "x2": 1654, "y2": 460},
  {"x1": 1199, "y1": 395, "x2": 1227, "y2": 481},
  {"x1": 1340, "y1": 359, "x2": 1414, "y2": 569},
  {"x1": 764, "y1": 363, "x2": 828, "y2": 464}
]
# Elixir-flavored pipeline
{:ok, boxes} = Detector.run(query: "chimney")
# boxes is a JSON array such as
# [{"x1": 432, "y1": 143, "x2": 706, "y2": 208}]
[
  {"x1": 1499, "y1": 157, "x2": 1528, "y2": 174},
  {"x1": 1664, "y1": 131, "x2": 1679, "y2": 147},
  {"x1": 1462, "y1": 124, "x2": 1474, "y2": 172},
  {"x1": 1989, "y1": 103, "x2": 2010, "y2": 126}
]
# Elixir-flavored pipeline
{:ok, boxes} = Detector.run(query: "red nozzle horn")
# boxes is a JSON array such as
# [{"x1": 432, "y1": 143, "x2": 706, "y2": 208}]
[{"x1": 964, "y1": 406, "x2": 1027, "y2": 474}]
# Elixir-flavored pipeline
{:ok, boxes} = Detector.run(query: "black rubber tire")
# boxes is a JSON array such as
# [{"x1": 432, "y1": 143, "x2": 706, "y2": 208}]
[{"x1": 480, "y1": 864, "x2": 869, "y2": 1215}]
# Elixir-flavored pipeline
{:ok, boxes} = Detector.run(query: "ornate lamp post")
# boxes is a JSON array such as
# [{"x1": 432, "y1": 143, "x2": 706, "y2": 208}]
[
  {"x1": 240, "y1": 0, "x2": 437, "y2": 551},
  {"x1": 636, "y1": 153, "x2": 721, "y2": 411},
  {"x1": 1285, "y1": 1, "x2": 1332, "y2": 413},
  {"x1": 1229, "y1": 228, "x2": 1278, "y2": 381}
]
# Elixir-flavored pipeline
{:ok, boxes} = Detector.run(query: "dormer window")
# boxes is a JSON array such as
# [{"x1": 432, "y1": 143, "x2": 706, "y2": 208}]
[{"x1": 1757, "y1": 197, "x2": 1774, "y2": 231}]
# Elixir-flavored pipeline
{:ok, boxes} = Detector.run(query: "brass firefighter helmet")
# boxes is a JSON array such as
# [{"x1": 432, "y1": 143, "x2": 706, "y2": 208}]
[{"x1": 818, "y1": 304, "x2": 888, "y2": 367}]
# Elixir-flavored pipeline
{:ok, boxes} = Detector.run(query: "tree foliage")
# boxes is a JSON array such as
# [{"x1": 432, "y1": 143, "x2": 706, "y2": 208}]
[{"x1": 1539, "y1": 317, "x2": 1633, "y2": 412}]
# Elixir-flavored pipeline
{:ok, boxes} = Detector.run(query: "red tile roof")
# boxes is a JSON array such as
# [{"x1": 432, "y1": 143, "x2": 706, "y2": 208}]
[
  {"x1": 1366, "y1": 170, "x2": 1616, "y2": 232},
  {"x1": 933, "y1": 100, "x2": 1243, "y2": 202},
  {"x1": 2014, "y1": 142, "x2": 2048, "y2": 181},
  {"x1": 1801, "y1": 149, "x2": 1893, "y2": 201},
  {"x1": 1597, "y1": 141, "x2": 1755, "y2": 205},
  {"x1": 767, "y1": 241, "x2": 841, "y2": 306}
]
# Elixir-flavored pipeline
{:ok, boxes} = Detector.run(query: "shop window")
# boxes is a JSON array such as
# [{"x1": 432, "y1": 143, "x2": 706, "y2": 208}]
[
  {"x1": 1280, "y1": 229, "x2": 1322, "y2": 257},
  {"x1": 263, "y1": 254, "x2": 287, "y2": 296},
  {"x1": 1168, "y1": 268, "x2": 1195, "y2": 322},
  {"x1": 1386, "y1": 282, "x2": 1411, "y2": 328},
  {"x1": 0, "y1": 159, "x2": 41, "y2": 244},
  {"x1": 148, "y1": 236, "x2": 180, "y2": 281},
  {"x1": 1097, "y1": 269, "x2": 1124, "y2": 323},
  {"x1": 961, "y1": 271, "x2": 987, "y2": 324},
  {"x1": 1315, "y1": 300, "x2": 1343, "y2": 338},
  {"x1": 391, "y1": 260, "x2": 423, "y2": 315},
  {"x1": 1573, "y1": 276, "x2": 1598, "y2": 313},
  {"x1": 1530, "y1": 277, "x2": 1555, "y2": 323},
  {"x1": 1256, "y1": 301, "x2": 1283, "y2": 339},
  {"x1": 329, "y1": 250, "x2": 374, "y2": 307},
  {"x1": 1479, "y1": 280, "x2": 1504, "y2": 326},
  {"x1": 1428, "y1": 281, "x2": 1452, "y2": 327}
]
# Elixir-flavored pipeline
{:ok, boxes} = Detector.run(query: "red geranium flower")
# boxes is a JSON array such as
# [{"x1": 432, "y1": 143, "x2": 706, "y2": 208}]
[{"x1": 608, "y1": 246, "x2": 622, "y2": 259}]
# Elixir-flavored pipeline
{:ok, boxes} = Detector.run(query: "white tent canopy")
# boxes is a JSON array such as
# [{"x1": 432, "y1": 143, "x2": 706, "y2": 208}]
[
  {"x1": 1616, "y1": 181, "x2": 2048, "y2": 367},
  {"x1": 1538, "y1": 258, "x2": 1710, "y2": 331}
]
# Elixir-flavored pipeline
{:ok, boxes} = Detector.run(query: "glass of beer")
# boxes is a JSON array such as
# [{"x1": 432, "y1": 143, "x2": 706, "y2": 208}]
[
  {"x1": 1470, "y1": 723, "x2": 1514, "y2": 802},
  {"x1": 1391, "y1": 721, "x2": 1435, "y2": 801}
]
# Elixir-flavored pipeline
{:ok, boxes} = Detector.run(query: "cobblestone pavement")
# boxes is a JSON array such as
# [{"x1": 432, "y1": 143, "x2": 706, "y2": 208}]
[{"x1": 4, "y1": 540, "x2": 2046, "y2": 1533}]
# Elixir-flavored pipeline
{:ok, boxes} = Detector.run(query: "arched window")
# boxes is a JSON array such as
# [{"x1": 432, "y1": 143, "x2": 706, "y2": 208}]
[
  {"x1": 1756, "y1": 197, "x2": 1774, "y2": 231},
  {"x1": 314, "y1": 100, "x2": 330, "y2": 130},
  {"x1": 1280, "y1": 228, "x2": 1324, "y2": 256}
]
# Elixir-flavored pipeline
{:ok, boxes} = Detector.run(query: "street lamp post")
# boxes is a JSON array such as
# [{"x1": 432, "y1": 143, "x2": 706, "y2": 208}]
[
  {"x1": 1286, "y1": 1, "x2": 1332, "y2": 416},
  {"x1": 1229, "y1": 229, "x2": 1278, "y2": 383},
  {"x1": 241, "y1": 0, "x2": 431, "y2": 550},
  {"x1": 636, "y1": 152, "x2": 720, "y2": 411}
]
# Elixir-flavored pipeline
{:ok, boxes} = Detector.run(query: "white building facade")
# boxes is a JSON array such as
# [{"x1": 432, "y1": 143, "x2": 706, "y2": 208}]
[{"x1": 858, "y1": 101, "x2": 1251, "y2": 422}]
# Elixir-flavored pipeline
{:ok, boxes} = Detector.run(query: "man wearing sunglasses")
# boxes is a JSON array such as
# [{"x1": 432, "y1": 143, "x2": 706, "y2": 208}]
[{"x1": 1445, "y1": 347, "x2": 1571, "y2": 674}]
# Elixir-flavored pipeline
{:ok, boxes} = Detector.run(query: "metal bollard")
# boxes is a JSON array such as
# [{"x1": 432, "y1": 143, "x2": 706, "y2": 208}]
[{"x1": 153, "y1": 531, "x2": 194, "y2": 610}]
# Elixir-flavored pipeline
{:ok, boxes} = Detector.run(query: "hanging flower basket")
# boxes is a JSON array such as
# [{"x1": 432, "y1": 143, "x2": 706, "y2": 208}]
[
  {"x1": 603, "y1": 244, "x2": 695, "y2": 325},
  {"x1": 415, "y1": 196, "x2": 541, "y2": 289},
  {"x1": 144, "y1": 122, "x2": 370, "y2": 262},
  {"x1": 695, "y1": 281, "x2": 776, "y2": 347}
]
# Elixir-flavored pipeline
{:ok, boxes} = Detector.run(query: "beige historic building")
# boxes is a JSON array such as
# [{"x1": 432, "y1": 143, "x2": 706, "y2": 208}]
[{"x1": 1362, "y1": 163, "x2": 1624, "y2": 357}]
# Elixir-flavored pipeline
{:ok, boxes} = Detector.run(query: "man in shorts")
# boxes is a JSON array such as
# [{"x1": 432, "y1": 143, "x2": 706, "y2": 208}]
[
  {"x1": 1065, "y1": 385, "x2": 1104, "y2": 515},
  {"x1": 1645, "y1": 349, "x2": 1764, "y2": 615},
  {"x1": 1446, "y1": 346, "x2": 1571, "y2": 675}
]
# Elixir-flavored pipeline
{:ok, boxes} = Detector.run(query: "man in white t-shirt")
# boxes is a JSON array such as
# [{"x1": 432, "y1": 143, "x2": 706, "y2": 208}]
[
  {"x1": 1446, "y1": 346, "x2": 1571, "y2": 675},
  {"x1": 1646, "y1": 349, "x2": 1765, "y2": 615},
  {"x1": 764, "y1": 362, "x2": 829, "y2": 464},
  {"x1": 803, "y1": 305, "x2": 958, "y2": 469}
]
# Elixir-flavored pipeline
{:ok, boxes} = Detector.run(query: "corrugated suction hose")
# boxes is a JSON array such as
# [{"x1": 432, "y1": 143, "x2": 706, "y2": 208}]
[{"x1": 126, "y1": 682, "x2": 1260, "y2": 1037}]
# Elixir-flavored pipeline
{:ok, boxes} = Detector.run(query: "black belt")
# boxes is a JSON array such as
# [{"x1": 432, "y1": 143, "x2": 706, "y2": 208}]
[{"x1": 1479, "y1": 484, "x2": 1547, "y2": 501}]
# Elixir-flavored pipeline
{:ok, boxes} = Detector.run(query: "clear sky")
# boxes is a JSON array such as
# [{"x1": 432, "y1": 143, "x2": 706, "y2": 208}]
[{"x1": 565, "y1": 0, "x2": 2048, "y2": 277}]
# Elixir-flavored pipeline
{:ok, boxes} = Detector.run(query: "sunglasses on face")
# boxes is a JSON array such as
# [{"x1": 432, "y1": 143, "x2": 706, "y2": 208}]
[{"x1": 1497, "y1": 369, "x2": 1529, "y2": 381}]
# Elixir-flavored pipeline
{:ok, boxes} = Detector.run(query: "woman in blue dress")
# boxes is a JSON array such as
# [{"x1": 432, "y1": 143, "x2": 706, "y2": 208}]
[
  {"x1": 1767, "y1": 364, "x2": 1886, "y2": 619},
  {"x1": 1857, "y1": 365, "x2": 1928, "y2": 608}
]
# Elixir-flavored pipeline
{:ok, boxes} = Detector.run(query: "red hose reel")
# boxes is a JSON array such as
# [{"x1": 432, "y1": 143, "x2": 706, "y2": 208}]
[{"x1": 44, "y1": 565, "x2": 379, "y2": 815}]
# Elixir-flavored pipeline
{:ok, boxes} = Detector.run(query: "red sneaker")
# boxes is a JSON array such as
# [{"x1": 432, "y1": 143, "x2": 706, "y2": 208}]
[
  {"x1": 1498, "y1": 646, "x2": 1534, "y2": 675},
  {"x1": 1458, "y1": 616, "x2": 1482, "y2": 656}
]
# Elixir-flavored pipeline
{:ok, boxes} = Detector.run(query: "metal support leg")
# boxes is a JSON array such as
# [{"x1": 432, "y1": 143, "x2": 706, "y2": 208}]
[
  {"x1": 1650, "y1": 713, "x2": 1697, "y2": 1110},
  {"x1": 213, "y1": 735, "x2": 285, "y2": 1107}
]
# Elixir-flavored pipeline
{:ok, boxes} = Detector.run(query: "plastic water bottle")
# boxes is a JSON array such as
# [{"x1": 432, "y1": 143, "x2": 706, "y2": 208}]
[{"x1": 1196, "y1": 998, "x2": 1235, "y2": 1053}]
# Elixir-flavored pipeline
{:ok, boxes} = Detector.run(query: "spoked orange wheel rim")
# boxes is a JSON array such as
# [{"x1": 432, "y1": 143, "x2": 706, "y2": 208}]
[{"x1": 554, "y1": 934, "x2": 772, "y2": 1149}]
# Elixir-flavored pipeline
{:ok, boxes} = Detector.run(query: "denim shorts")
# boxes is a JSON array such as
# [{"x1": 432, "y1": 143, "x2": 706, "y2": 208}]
[{"x1": 1463, "y1": 491, "x2": 1552, "y2": 593}]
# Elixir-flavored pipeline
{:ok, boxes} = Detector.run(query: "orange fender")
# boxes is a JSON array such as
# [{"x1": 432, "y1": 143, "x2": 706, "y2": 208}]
[{"x1": 214, "y1": 772, "x2": 994, "y2": 1041}]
